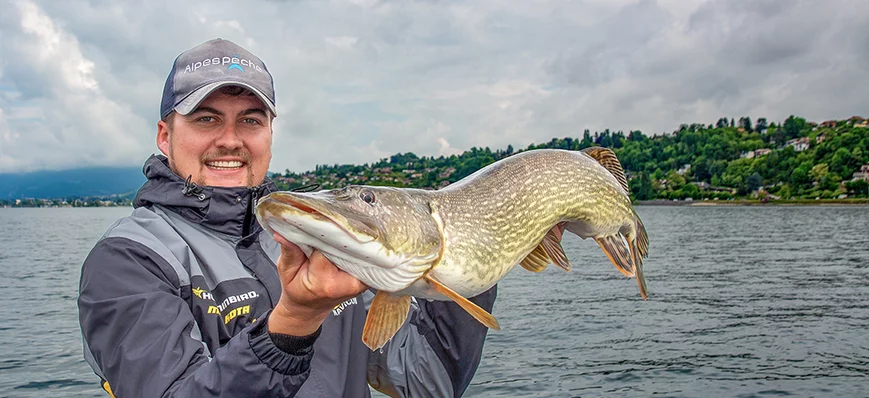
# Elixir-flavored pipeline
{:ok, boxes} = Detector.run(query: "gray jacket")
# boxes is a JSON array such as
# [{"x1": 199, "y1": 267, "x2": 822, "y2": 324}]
[{"x1": 78, "y1": 155, "x2": 497, "y2": 397}]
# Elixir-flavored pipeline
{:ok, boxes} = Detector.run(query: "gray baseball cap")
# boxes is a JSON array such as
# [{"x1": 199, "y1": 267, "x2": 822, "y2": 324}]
[{"x1": 160, "y1": 38, "x2": 276, "y2": 119}]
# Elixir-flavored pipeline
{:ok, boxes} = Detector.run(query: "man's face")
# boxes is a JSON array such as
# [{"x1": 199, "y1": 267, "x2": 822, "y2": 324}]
[{"x1": 157, "y1": 87, "x2": 273, "y2": 188}]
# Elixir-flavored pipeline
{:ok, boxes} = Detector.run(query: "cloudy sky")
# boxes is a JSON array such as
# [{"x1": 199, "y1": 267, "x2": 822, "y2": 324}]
[{"x1": 0, "y1": 0, "x2": 867, "y2": 174}]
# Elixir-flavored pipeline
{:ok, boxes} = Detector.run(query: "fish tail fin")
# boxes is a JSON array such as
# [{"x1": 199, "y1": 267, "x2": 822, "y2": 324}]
[
  {"x1": 630, "y1": 211, "x2": 649, "y2": 299},
  {"x1": 594, "y1": 235, "x2": 635, "y2": 277},
  {"x1": 581, "y1": 146, "x2": 630, "y2": 194},
  {"x1": 635, "y1": 211, "x2": 649, "y2": 259}
]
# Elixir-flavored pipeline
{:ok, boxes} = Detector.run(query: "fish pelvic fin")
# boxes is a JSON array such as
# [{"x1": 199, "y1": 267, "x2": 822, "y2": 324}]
[
  {"x1": 520, "y1": 244, "x2": 550, "y2": 272},
  {"x1": 362, "y1": 291, "x2": 411, "y2": 351},
  {"x1": 424, "y1": 274, "x2": 500, "y2": 330},
  {"x1": 541, "y1": 226, "x2": 571, "y2": 271},
  {"x1": 595, "y1": 235, "x2": 635, "y2": 277},
  {"x1": 520, "y1": 227, "x2": 572, "y2": 272},
  {"x1": 581, "y1": 147, "x2": 630, "y2": 194}
]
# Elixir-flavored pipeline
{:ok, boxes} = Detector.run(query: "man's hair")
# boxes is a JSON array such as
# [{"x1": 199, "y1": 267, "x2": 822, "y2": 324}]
[{"x1": 162, "y1": 85, "x2": 275, "y2": 127}]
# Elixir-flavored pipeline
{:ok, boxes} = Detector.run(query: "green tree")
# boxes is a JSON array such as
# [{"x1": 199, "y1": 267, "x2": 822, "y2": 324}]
[
  {"x1": 783, "y1": 115, "x2": 807, "y2": 139},
  {"x1": 738, "y1": 117, "x2": 753, "y2": 132},
  {"x1": 810, "y1": 163, "x2": 829, "y2": 183},
  {"x1": 755, "y1": 118, "x2": 768, "y2": 133},
  {"x1": 631, "y1": 172, "x2": 655, "y2": 200},
  {"x1": 747, "y1": 173, "x2": 763, "y2": 192}
]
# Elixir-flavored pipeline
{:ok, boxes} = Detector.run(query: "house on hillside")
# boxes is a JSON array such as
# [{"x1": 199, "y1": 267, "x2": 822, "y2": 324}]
[
  {"x1": 786, "y1": 137, "x2": 810, "y2": 152},
  {"x1": 816, "y1": 132, "x2": 827, "y2": 143},
  {"x1": 853, "y1": 164, "x2": 869, "y2": 181},
  {"x1": 819, "y1": 120, "x2": 837, "y2": 129},
  {"x1": 854, "y1": 119, "x2": 868, "y2": 128},
  {"x1": 677, "y1": 164, "x2": 691, "y2": 175}
]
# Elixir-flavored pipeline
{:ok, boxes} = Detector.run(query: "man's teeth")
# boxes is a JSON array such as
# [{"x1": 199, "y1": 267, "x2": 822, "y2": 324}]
[{"x1": 207, "y1": 160, "x2": 244, "y2": 169}]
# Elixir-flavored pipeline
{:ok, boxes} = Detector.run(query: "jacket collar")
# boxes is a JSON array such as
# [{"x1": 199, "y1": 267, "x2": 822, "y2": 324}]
[{"x1": 134, "y1": 154, "x2": 276, "y2": 237}]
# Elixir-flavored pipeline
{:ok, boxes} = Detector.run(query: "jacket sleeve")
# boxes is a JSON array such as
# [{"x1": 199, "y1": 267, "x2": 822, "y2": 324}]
[
  {"x1": 366, "y1": 286, "x2": 497, "y2": 398},
  {"x1": 78, "y1": 236, "x2": 314, "y2": 398}
]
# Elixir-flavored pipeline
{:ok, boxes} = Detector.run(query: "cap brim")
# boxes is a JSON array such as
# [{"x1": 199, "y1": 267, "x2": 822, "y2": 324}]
[{"x1": 175, "y1": 81, "x2": 277, "y2": 117}]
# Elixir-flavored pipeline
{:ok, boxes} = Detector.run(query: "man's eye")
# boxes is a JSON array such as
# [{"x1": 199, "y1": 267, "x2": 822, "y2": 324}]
[
  {"x1": 242, "y1": 118, "x2": 261, "y2": 125},
  {"x1": 197, "y1": 116, "x2": 215, "y2": 123}
]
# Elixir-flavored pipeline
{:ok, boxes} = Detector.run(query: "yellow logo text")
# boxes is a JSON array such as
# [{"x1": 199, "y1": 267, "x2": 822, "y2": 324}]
[{"x1": 224, "y1": 305, "x2": 250, "y2": 324}]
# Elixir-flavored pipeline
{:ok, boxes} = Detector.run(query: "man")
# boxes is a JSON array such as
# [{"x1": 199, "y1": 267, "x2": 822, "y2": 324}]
[{"x1": 78, "y1": 38, "x2": 496, "y2": 397}]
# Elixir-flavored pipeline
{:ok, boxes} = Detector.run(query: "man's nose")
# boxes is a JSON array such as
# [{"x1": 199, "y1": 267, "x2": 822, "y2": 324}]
[{"x1": 215, "y1": 123, "x2": 243, "y2": 149}]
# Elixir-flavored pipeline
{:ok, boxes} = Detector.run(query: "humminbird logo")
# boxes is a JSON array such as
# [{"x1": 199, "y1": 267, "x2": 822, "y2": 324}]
[
  {"x1": 217, "y1": 291, "x2": 259, "y2": 312},
  {"x1": 192, "y1": 288, "x2": 259, "y2": 320},
  {"x1": 183, "y1": 54, "x2": 264, "y2": 74},
  {"x1": 192, "y1": 287, "x2": 213, "y2": 301}
]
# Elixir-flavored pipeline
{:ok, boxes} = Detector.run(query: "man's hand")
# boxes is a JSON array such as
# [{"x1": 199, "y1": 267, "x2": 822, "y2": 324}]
[{"x1": 268, "y1": 233, "x2": 368, "y2": 336}]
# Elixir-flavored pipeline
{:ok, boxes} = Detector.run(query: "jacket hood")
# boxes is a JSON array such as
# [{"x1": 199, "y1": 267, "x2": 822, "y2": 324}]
[{"x1": 134, "y1": 154, "x2": 276, "y2": 237}]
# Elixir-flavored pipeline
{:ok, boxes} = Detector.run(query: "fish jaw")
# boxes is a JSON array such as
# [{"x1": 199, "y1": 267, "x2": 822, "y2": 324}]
[{"x1": 255, "y1": 194, "x2": 436, "y2": 292}]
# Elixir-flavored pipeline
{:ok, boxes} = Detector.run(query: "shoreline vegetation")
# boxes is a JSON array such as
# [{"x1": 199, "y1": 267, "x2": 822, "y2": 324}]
[
  {"x1": 4, "y1": 115, "x2": 869, "y2": 208},
  {"x1": 638, "y1": 198, "x2": 869, "y2": 206}
]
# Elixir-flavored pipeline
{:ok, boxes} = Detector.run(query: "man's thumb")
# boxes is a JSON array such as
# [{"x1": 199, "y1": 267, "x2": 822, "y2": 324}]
[{"x1": 274, "y1": 233, "x2": 307, "y2": 271}]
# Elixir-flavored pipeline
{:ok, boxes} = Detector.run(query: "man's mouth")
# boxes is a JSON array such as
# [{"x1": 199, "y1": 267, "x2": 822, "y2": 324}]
[{"x1": 205, "y1": 160, "x2": 245, "y2": 170}]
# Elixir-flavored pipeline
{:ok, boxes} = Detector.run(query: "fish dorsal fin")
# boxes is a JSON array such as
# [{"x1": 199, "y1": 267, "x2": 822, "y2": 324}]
[
  {"x1": 362, "y1": 291, "x2": 412, "y2": 351},
  {"x1": 520, "y1": 244, "x2": 550, "y2": 272},
  {"x1": 540, "y1": 227, "x2": 571, "y2": 272},
  {"x1": 581, "y1": 147, "x2": 630, "y2": 194},
  {"x1": 594, "y1": 235, "x2": 635, "y2": 277},
  {"x1": 424, "y1": 274, "x2": 500, "y2": 330}
]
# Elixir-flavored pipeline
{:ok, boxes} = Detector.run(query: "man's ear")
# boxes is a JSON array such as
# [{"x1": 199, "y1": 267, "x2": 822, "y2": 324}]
[{"x1": 156, "y1": 120, "x2": 170, "y2": 156}]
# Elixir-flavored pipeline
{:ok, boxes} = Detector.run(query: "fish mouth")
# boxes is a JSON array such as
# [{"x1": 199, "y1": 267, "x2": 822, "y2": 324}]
[{"x1": 256, "y1": 192, "x2": 379, "y2": 244}]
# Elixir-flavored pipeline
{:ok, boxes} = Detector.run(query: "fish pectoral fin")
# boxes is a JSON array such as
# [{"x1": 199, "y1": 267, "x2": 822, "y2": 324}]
[
  {"x1": 362, "y1": 291, "x2": 412, "y2": 351},
  {"x1": 520, "y1": 244, "x2": 550, "y2": 272},
  {"x1": 595, "y1": 235, "x2": 635, "y2": 277},
  {"x1": 541, "y1": 227, "x2": 572, "y2": 272},
  {"x1": 424, "y1": 274, "x2": 501, "y2": 330}
]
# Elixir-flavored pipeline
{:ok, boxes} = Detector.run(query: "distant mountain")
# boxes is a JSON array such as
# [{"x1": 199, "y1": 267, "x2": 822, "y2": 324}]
[{"x1": 0, "y1": 167, "x2": 146, "y2": 199}]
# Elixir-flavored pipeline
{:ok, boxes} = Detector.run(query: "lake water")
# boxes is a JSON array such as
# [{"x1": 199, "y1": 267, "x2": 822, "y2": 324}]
[{"x1": 1, "y1": 206, "x2": 867, "y2": 397}]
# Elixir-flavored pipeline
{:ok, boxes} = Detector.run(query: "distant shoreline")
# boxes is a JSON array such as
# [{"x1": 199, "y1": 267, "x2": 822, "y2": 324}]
[{"x1": 637, "y1": 199, "x2": 869, "y2": 206}]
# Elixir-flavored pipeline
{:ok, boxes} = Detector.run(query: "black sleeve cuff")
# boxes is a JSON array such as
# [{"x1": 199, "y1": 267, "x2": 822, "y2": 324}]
[
  {"x1": 268, "y1": 327, "x2": 321, "y2": 355},
  {"x1": 248, "y1": 311, "x2": 320, "y2": 375}
]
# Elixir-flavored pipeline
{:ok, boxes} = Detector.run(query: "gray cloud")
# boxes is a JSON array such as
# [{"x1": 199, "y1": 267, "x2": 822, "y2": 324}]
[{"x1": 0, "y1": 0, "x2": 867, "y2": 173}]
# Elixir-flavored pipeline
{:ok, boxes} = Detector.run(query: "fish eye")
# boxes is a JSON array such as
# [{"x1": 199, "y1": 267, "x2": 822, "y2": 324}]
[{"x1": 360, "y1": 190, "x2": 376, "y2": 205}]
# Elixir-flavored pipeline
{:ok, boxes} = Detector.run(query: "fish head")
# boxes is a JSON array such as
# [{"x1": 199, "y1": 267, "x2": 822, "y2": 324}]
[{"x1": 255, "y1": 186, "x2": 443, "y2": 291}]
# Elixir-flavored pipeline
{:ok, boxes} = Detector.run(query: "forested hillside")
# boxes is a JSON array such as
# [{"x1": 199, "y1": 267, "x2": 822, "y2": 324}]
[{"x1": 274, "y1": 116, "x2": 869, "y2": 200}]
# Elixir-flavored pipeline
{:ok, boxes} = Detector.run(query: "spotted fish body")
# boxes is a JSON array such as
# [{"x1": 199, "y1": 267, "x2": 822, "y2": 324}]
[
  {"x1": 256, "y1": 148, "x2": 648, "y2": 352},
  {"x1": 419, "y1": 149, "x2": 642, "y2": 299}
]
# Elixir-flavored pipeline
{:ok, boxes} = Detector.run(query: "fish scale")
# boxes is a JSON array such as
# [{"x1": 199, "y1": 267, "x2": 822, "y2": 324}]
[{"x1": 255, "y1": 148, "x2": 649, "y2": 355}]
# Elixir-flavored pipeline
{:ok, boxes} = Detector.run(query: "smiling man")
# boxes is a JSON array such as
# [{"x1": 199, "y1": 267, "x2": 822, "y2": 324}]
[{"x1": 77, "y1": 38, "x2": 497, "y2": 397}]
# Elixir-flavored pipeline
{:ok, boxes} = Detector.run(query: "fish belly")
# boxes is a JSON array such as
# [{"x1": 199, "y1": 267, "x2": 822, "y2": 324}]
[{"x1": 399, "y1": 257, "x2": 513, "y2": 300}]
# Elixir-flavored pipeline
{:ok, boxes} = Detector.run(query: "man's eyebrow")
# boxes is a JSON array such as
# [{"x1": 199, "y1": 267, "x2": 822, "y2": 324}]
[
  {"x1": 241, "y1": 108, "x2": 268, "y2": 117},
  {"x1": 188, "y1": 107, "x2": 223, "y2": 116}
]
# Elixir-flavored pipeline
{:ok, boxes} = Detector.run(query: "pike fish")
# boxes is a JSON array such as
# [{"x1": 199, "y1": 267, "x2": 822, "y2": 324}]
[{"x1": 255, "y1": 148, "x2": 649, "y2": 351}]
